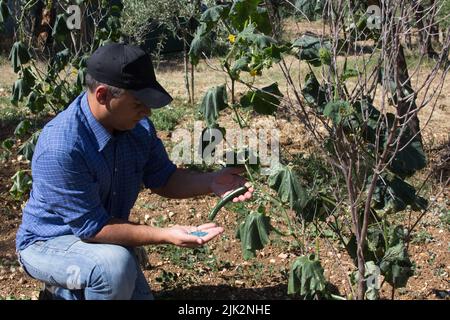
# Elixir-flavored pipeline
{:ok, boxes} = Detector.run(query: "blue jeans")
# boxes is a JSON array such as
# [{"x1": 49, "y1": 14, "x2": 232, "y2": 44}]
[{"x1": 18, "y1": 235, "x2": 153, "y2": 300}]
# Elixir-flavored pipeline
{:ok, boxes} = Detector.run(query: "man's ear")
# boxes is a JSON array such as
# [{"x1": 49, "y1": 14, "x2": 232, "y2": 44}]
[{"x1": 94, "y1": 85, "x2": 109, "y2": 105}]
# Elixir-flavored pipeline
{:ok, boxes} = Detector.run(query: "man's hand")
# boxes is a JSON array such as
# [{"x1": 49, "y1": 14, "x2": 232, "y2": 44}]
[
  {"x1": 165, "y1": 223, "x2": 224, "y2": 248},
  {"x1": 210, "y1": 167, "x2": 254, "y2": 202}
]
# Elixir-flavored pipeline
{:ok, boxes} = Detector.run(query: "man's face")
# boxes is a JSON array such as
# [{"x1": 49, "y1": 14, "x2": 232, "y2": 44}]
[
  {"x1": 89, "y1": 84, "x2": 152, "y2": 132},
  {"x1": 107, "y1": 91, "x2": 152, "y2": 131}
]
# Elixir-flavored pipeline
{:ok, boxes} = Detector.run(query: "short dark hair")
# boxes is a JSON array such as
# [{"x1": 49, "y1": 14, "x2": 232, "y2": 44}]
[{"x1": 85, "y1": 73, "x2": 125, "y2": 97}]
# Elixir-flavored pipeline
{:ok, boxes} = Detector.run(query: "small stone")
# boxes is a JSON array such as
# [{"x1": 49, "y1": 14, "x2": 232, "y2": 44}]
[
  {"x1": 269, "y1": 259, "x2": 276, "y2": 264},
  {"x1": 278, "y1": 253, "x2": 288, "y2": 259},
  {"x1": 235, "y1": 280, "x2": 244, "y2": 286}
]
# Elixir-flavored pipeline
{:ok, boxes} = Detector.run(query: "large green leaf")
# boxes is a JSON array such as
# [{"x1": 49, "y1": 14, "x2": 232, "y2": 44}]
[
  {"x1": 52, "y1": 14, "x2": 70, "y2": 43},
  {"x1": 302, "y1": 72, "x2": 328, "y2": 112},
  {"x1": 1, "y1": 138, "x2": 14, "y2": 151},
  {"x1": 200, "y1": 4, "x2": 230, "y2": 31},
  {"x1": 390, "y1": 138, "x2": 426, "y2": 178},
  {"x1": 229, "y1": 0, "x2": 261, "y2": 32},
  {"x1": 0, "y1": 0, "x2": 10, "y2": 24},
  {"x1": 240, "y1": 83, "x2": 283, "y2": 115},
  {"x1": 189, "y1": 24, "x2": 213, "y2": 65},
  {"x1": 288, "y1": 254, "x2": 327, "y2": 298},
  {"x1": 9, "y1": 42, "x2": 31, "y2": 73},
  {"x1": 11, "y1": 67, "x2": 35, "y2": 105},
  {"x1": 51, "y1": 48, "x2": 71, "y2": 74},
  {"x1": 372, "y1": 173, "x2": 428, "y2": 214},
  {"x1": 26, "y1": 91, "x2": 46, "y2": 114},
  {"x1": 379, "y1": 227, "x2": 413, "y2": 288},
  {"x1": 364, "y1": 261, "x2": 381, "y2": 300},
  {"x1": 230, "y1": 55, "x2": 251, "y2": 79},
  {"x1": 323, "y1": 100, "x2": 353, "y2": 125},
  {"x1": 236, "y1": 211, "x2": 271, "y2": 260},
  {"x1": 10, "y1": 170, "x2": 32, "y2": 200},
  {"x1": 292, "y1": 35, "x2": 330, "y2": 67},
  {"x1": 268, "y1": 163, "x2": 308, "y2": 213},
  {"x1": 14, "y1": 119, "x2": 32, "y2": 137},
  {"x1": 199, "y1": 85, "x2": 228, "y2": 127},
  {"x1": 11, "y1": 79, "x2": 30, "y2": 105}
]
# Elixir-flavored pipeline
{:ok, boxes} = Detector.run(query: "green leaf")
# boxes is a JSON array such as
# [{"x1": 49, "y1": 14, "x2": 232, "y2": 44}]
[
  {"x1": 240, "y1": 83, "x2": 283, "y2": 115},
  {"x1": 11, "y1": 68, "x2": 35, "y2": 105},
  {"x1": 288, "y1": 254, "x2": 327, "y2": 297},
  {"x1": 9, "y1": 42, "x2": 31, "y2": 73},
  {"x1": 26, "y1": 92, "x2": 46, "y2": 114},
  {"x1": 18, "y1": 130, "x2": 40, "y2": 161},
  {"x1": 292, "y1": 35, "x2": 330, "y2": 67},
  {"x1": 200, "y1": 4, "x2": 230, "y2": 31},
  {"x1": 341, "y1": 68, "x2": 359, "y2": 81},
  {"x1": 76, "y1": 67, "x2": 87, "y2": 89},
  {"x1": 379, "y1": 235, "x2": 413, "y2": 289},
  {"x1": 14, "y1": 120, "x2": 32, "y2": 137},
  {"x1": 364, "y1": 261, "x2": 381, "y2": 300},
  {"x1": 319, "y1": 47, "x2": 331, "y2": 65},
  {"x1": 51, "y1": 48, "x2": 71, "y2": 73},
  {"x1": 230, "y1": 56, "x2": 251, "y2": 79},
  {"x1": 236, "y1": 211, "x2": 271, "y2": 260},
  {"x1": 1, "y1": 138, "x2": 14, "y2": 151},
  {"x1": 390, "y1": 138, "x2": 426, "y2": 178},
  {"x1": 323, "y1": 100, "x2": 353, "y2": 125},
  {"x1": 199, "y1": 85, "x2": 228, "y2": 127},
  {"x1": 0, "y1": 0, "x2": 10, "y2": 24},
  {"x1": 268, "y1": 163, "x2": 308, "y2": 213},
  {"x1": 229, "y1": 0, "x2": 261, "y2": 32},
  {"x1": 10, "y1": 170, "x2": 32, "y2": 200},
  {"x1": 52, "y1": 14, "x2": 70, "y2": 43},
  {"x1": 372, "y1": 173, "x2": 428, "y2": 214},
  {"x1": 302, "y1": 72, "x2": 328, "y2": 112},
  {"x1": 189, "y1": 24, "x2": 213, "y2": 65}
]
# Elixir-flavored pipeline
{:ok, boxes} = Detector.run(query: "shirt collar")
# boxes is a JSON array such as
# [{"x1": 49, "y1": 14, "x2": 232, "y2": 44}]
[{"x1": 80, "y1": 92, "x2": 113, "y2": 152}]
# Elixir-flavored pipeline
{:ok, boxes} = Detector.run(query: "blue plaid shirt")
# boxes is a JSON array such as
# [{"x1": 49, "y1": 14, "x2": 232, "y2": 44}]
[{"x1": 16, "y1": 92, "x2": 177, "y2": 251}]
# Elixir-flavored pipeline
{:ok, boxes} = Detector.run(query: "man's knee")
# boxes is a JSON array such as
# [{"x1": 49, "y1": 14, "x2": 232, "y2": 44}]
[{"x1": 88, "y1": 245, "x2": 138, "y2": 300}]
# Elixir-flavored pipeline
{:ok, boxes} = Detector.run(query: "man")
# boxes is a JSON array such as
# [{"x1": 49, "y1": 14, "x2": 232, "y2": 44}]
[{"x1": 15, "y1": 43, "x2": 253, "y2": 300}]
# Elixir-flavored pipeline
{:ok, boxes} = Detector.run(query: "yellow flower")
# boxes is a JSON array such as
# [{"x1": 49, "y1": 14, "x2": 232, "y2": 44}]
[
  {"x1": 250, "y1": 69, "x2": 258, "y2": 77},
  {"x1": 228, "y1": 34, "x2": 236, "y2": 44},
  {"x1": 71, "y1": 67, "x2": 78, "y2": 77}
]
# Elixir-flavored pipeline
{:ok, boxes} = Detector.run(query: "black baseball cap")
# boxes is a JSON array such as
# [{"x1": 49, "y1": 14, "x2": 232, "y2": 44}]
[{"x1": 86, "y1": 42, "x2": 173, "y2": 108}]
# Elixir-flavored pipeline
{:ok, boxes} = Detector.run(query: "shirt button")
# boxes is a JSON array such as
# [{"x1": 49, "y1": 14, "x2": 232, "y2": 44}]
[
  {"x1": 114, "y1": 168, "x2": 118, "y2": 173},
  {"x1": 113, "y1": 192, "x2": 117, "y2": 196}
]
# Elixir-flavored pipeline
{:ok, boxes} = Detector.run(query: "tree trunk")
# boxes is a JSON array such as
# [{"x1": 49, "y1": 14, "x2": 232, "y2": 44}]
[
  {"x1": 413, "y1": 0, "x2": 438, "y2": 59},
  {"x1": 395, "y1": 45, "x2": 422, "y2": 143},
  {"x1": 183, "y1": 34, "x2": 192, "y2": 104}
]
